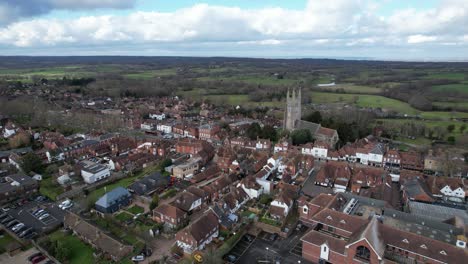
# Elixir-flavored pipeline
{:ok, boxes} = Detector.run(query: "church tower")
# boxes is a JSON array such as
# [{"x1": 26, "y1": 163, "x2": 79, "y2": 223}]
[{"x1": 284, "y1": 87, "x2": 302, "y2": 130}]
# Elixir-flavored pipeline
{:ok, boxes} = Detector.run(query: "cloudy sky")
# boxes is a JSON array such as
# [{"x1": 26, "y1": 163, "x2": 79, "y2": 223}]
[{"x1": 0, "y1": 0, "x2": 467, "y2": 60}]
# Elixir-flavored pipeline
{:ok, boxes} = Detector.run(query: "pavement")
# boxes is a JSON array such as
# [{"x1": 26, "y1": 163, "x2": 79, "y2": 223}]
[
  {"x1": 0, "y1": 247, "x2": 44, "y2": 264},
  {"x1": 232, "y1": 227, "x2": 312, "y2": 264}
]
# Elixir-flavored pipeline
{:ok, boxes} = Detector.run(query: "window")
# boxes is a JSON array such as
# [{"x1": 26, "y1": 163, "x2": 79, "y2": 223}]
[
  {"x1": 355, "y1": 246, "x2": 371, "y2": 262},
  {"x1": 327, "y1": 226, "x2": 334, "y2": 232},
  {"x1": 303, "y1": 206, "x2": 308, "y2": 214}
]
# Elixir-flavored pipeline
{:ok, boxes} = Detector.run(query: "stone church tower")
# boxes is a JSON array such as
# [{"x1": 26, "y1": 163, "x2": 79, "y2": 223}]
[{"x1": 284, "y1": 87, "x2": 301, "y2": 130}]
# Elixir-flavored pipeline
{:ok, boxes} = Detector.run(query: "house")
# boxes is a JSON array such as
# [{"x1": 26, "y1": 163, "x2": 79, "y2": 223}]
[
  {"x1": 298, "y1": 194, "x2": 336, "y2": 226},
  {"x1": 214, "y1": 147, "x2": 236, "y2": 172},
  {"x1": 269, "y1": 185, "x2": 296, "y2": 220},
  {"x1": 256, "y1": 139, "x2": 271, "y2": 151},
  {"x1": 189, "y1": 165, "x2": 221, "y2": 184},
  {"x1": 401, "y1": 177, "x2": 435, "y2": 204},
  {"x1": 300, "y1": 209, "x2": 467, "y2": 264},
  {"x1": 199, "y1": 124, "x2": 220, "y2": 142},
  {"x1": 0, "y1": 174, "x2": 38, "y2": 205},
  {"x1": 221, "y1": 187, "x2": 249, "y2": 213},
  {"x1": 128, "y1": 172, "x2": 169, "y2": 196},
  {"x1": 383, "y1": 149, "x2": 400, "y2": 169},
  {"x1": 80, "y1": 161, "x2": 110, "y2": 184},
  {"x1": 153, "y1": 204, "x2": 188, "y2": 229},
  {"x1": 424, "y1": 149, "x2": 445, "y2": 174},
  {"x1": 149, "y1": 112, "x2": 166, "y2": 120},
  {"x1": 156, "y1": 122, "x2": 173, "y2": 134},
  {"x1": 64, "y1": 212, "x2": 133, "y2": 261},
  {"x1": 314, "y1": 161, "x2": 352, "y2": 189},
  {"x1": 400, "y1": 151, "x2": 424, "y2": 171},
  {"x1": 95, "y1": 187, "x2": 132, "y2": 214},
  {"x1": 426, "y1": 176, "x2": 467, "y2": 203},
  {"x1": 175, "y1": 211, "x2": 219, "y2": 254},
  {"x1": 172, "y1": 158, "x2": 199, "y2": 179},
  {"x1": 171, "y1": 191, "x2": 202, "y2": 213}
]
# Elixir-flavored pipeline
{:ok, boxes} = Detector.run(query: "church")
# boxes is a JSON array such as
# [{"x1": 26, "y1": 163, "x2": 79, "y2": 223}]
[{"x1": 284, "y1": 88, "x2": 339, "y2": 148}]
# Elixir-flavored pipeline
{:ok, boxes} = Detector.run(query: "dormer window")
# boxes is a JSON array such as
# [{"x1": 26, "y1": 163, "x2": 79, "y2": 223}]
[
  {"x1": 303, "y1": 205, "x2": 308, "y2": 214},
  {"x1": 326, "y1": 215, "x2": 333, "y2": 220},
  {"x1": 440, "y1": 250, "x2": 447, "y2": 255},
  {"x1": 402, "y1": 239, "x2": 409, "y2": 244},
  {"x1": 340, "y1": 219, "x2": 346, "y2": 224},
  {"x1": 420, "y1": 244, "x2": 427, "y2": 249}
]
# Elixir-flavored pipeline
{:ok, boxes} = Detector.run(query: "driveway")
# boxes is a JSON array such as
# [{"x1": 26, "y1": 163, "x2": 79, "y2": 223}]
[{"x1": 0, "y1": 247, "x2": 42, "y2": 264}]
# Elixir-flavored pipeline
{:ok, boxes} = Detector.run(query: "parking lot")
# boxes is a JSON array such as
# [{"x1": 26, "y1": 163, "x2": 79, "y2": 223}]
[
  {"x1": 230, "y1": 227, "x2": 312, "y2": 264},
  {"x1": 1, "y1": 199, "x2": 65, "y2": 238},
  {"x1": 224, "y1": 234, "x2": 256, "y2": 263}
]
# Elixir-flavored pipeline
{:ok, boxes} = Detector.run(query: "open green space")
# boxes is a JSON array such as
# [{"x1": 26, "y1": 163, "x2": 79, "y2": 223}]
[
  {"x1": 431, "y1": 83, "x2": 468, "y2": 94},
  {"x1": 124, "y1": 68, "x2": 178, "y2": 79},
  {"x1": 49, "y1": 231, "x2": 94, "y2": 264},
  {"x1": 127, "y1": 205, "x2": 144, "y2": 215},
  {"x1": 116, "y1": 212, "x2": 134, "y2": 222},
  {"x1": 433, "y1": 101, "x2": 468, "y2": 111},
  {"x1": 425, "y1": 72, "x2": 466, "y2": 80},
  {"x1": 39, "y1": 177, "x2": 64, "y2": 201},
  {"x1": 0, "y1": 232, "x2": 16, "y2": 254},
  {"x1": 419, "y1": 111, "x2": 468, "y2": 120},
  {"x1": 196, "y1": 74, "x2": 300, "y2": 86},
  {"x1": 316, "y1": 84, "x2": 382, "y2": 94}
]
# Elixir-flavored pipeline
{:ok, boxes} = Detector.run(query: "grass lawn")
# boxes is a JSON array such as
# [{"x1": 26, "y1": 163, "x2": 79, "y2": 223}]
[
  {"x1": 433, "y1": 101, "x2": 468, "y2": 111},
  {"x1": 115, "y1": 212, "x2": 134, "y2": 222},
  {"x1": 196, "y1": 74, "x2": 300, "y2": 86},
  {"x1": 396, "y1": 136, "x2": 432, "y2": 146},
  {"x1": 127, "y1": 205, "x2": 144, "y2": 215},
  {"x1": 87, "y1": 176, "x2": 138, "y2": 204},
  {"x1": 317, "y1": 84, "x2": 382, "y2": 94},
  {"x1": 420, "y1": 111, "x2": 468, "y2": 120},
  {"x1": 39, "y1": 177, "x2": 64, "y2": 201},
  {"x1": 49, "y1": 231, "x2": 94, "y2": 264},
  {"x1": 124, "y1": 68, "x2": 177, "y2": 79},
  {"x1": 431, "y1": 83, "x2": 468, "y2": 94},
  {"x1": 0, "y1": 232, "x2": 16, "y2": 254},
  {"x1": 311, "y1": 92, "x2": 420, "y2": 114},
  {"x1": 425, "y1": 72, "x2": 466, "y2": 81}
]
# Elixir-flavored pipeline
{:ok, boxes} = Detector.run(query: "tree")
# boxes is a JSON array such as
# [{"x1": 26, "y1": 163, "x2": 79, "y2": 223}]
[
  {"x1": 303, "y1": 111, "x2": 322, "y2": 123},
  {"x1": 159, "y1": 158, "x2": 173, "y2": 171},
  {"x1": 246, "y1": 123, "x2": 262, "y2": 140},
  {"x1": 8, "y1": 132, "x2": 31, "y2": 149},
  {"x1": 291, "y1": 129, "x2": 313, "y2": 145},
  {"x1": 261, "y1": 125, "x2": 278, "y2": 142},
  {"x1": 447, "y1": 136, "x2": 456, "y2": 144},
  {"x1": 447, "y1": 124, "x2": 455, "y2": 133},
  {"x1": 460, "y1": 124, "x2": 466, "y2": 133},
  {"x1": 55, "y1": 241, "x2": 71, "y2": 262},
  {"x1": 20, "y1": 152, "x2": 44, "y2": 173},
  {"x1": 150, "y1": 194, "x2": 160, "y2": 210}
]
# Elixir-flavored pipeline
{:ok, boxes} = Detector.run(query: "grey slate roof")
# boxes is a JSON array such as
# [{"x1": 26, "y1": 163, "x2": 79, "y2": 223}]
[
  {"x1": 128, "y1": 172, "x2": 169, "y2": 196},
  {"x1": 295, "y1": 120, "x2": 320, "y2": 134},
  {"x1": 95, "y1": 187, "x2": 130, "y2": 208}
]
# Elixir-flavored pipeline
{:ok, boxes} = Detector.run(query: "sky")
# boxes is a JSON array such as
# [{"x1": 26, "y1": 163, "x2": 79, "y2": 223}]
[{"x1": 0, "y1": 0, "x2": 467, "y2": 60}]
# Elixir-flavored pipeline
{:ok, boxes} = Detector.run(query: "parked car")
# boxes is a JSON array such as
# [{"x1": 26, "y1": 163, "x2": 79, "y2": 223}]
[
  {"x1": 6, "y1": 220, "x2": 19, "y2": 228},
  {"x1": 226, "y1": 255, "x2": 237, "y2": 263},
  {"x1": 14, "y1": 225, "x2": 28, "y2": 234},
  {"x1": 131, "y1": 255, "x2": 145, "y2": 262},
  {"x1": 27, "y1": 253, "x2": 43, "y2": 261},
  {"x1": 12, "y1": 223, "x2": 25, "y2": 232},
  {"x1": 296, "y1": 223, "x2": 302, "y2": 231},
  {"x1": 269, "y1": 233, "x2": 278, "y2": 241},
  {"x1": 0, "y1": 216, "x2": 13, "y2": 224},
  {"x1": 38, "y1": 213, "x2": 50, "y2": 221},
  {"x1": 31, "y1": 254, "x2": 46, "y2": 264},
  {"x1": 33, "y1": 209, "x2": 45, "y2": 217},
  {"x1": 24, "y1": 232, "x2": 37, "y2": 239},
  {"x1": 244, "y1": 234, "x2": 254, "y2": 242},
  {"x1": 60, "y1": 202, "x2": 73, "y2": 210},
  {"x1": 19, "y1": 228, "x2": 33, "y2": 237},
  {"x1": 0, "y1": 212, "x2": 8, "y2": 219}
]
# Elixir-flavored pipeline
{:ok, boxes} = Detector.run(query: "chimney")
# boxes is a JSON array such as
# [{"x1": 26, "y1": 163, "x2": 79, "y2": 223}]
[{"x1": 456, "y1": 235, "x2": 467, "y2": 249}]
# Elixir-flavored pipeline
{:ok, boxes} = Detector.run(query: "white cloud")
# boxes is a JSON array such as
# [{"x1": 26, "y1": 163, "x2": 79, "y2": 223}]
[
  {"x1": 0, "y1": 0, "x2": 467, "y2": 58},
  {"x1": 407, "y1": 35, "x2": 438, "y2": 44}
]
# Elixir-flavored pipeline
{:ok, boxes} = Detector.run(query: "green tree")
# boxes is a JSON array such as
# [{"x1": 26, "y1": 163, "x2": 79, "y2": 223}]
[
  {"x1": 150, "y1": 194, "x2": 160, "y2": 210},
  {"x1": 246, "y1": 123, "x2": 262, "y2": 140},
  {"x1": 55, "y1": 241, "x2": 71, "y2": 262},
  {"x1": 291, "y1": 129, "x2": 313, "y2": 145},
  {"x1": 159, "y1": 158, "x2": 173, "y2": 171},
  {"x1": 447, "y1": 136, "x2": 456, "y2": 144},
  {"x1": 460, "y1": 124, "x2": 466, "y2": 133},
  {"x1": 261, "y1": 125, "x2": 278, "y2": 141},
  {"x1": 20, "y1": 152, "x2": 44, "y2": 173},
  {"x1": 447, "y1": 124, "x2": 455, "y2": 133},
  {"x1": 303, "y1": 111, "x2": 322, "y2": 123}
]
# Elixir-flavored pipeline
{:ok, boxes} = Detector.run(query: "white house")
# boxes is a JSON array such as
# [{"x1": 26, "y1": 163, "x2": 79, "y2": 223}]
[
  {"x1": 301, "y1": 143, "x2": 314, "y2": 156},
  {"x1": 149, "y1": 113, "x2": 166, "y2": 120},
  {"x1": 3, "y1": 125, "x2": 18, "y2": 138},
  {"x1": 140, "y1": 122, "x2": 154, "y2": 131},
  {"x1": 440, "y1": 185, "x2": 465, "y2": 200},
  {"x1": 312, "y1": 142, "x2": 328, "y2": 159},
  {"x1": 270, "y1": 195, "x2": 293, "y2": 218},
  {"x1": 81, "y1": 161, "x2": 110, "y2": 184},
  {"x1": 156, "y1": 123, "x2": 172, "y2": 134}
]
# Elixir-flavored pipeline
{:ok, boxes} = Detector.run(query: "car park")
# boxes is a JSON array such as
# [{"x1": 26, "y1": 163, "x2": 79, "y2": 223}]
[
  {"x1": 33, "y1": 209, "x2": 45, "y2": 217},
  {"x1": 269, "y1": 233, "x2": 278, "y2": 241},
  {"x1": 6, "y1": 220, "x2": 19, "y2": 228},
  {"x1": 226, "y1": 254, "x2": 237, "y2": 263},
  {"x1": 60, "y1": 202, "x2": 73, "y2": 210},
  {"x1": 19, "y1": 227, "x2": 33, "y2": 237},
  {"x1": 13, "y1": 224, "x2": 27, "y2": 233}
]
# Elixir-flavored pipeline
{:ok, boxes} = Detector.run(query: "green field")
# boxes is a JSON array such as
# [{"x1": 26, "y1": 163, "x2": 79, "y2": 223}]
[
  {"x1": 425, "y1": 72, "x2": 466, "y2": 80},
  {"x1": 39, "y1": 177, "x2": 64, "y2": 201},
  {"x1": 419, "y1": 111, "x2": 468, "y2": 120},
  {"x1": 317, "y1": 84, "x2": 382, "y2": 94},
  {"x1": 433, "y1": 101, "x2": 468, "y2": 111},
  {"x1": 432, "y1": 83, "x2": 468, "y2": 94},
  {"x1": 196, "y1": 74, "x2": 300, "y2": 86},
  {"x1": 311, "y1": 92, "x2": 420, "y2": 114},
  {"x1": 124, "y1": 68, "x2": 178, "y2": 79},
  {"x1": 49, "y1": 231, "x2": 94, "y2": 264}
]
